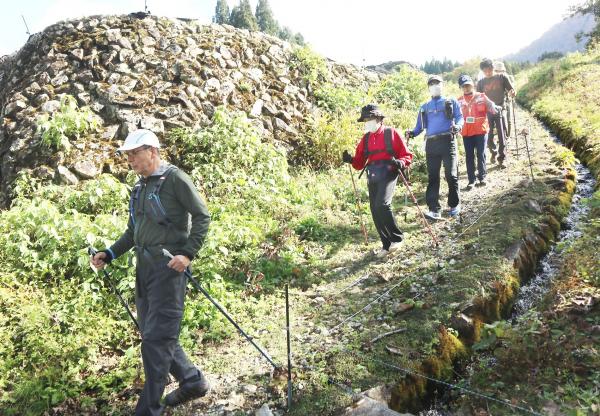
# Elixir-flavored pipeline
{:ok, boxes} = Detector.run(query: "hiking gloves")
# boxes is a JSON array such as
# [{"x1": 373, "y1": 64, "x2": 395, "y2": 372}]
[{"x1": 342, "y1": 150, "x2": 353, "y2": 163}]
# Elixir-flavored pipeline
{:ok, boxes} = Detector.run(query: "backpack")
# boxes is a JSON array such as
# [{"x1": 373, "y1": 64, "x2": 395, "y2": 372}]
[
  {"x1": 129, "y1": 166, "x2": 178, "y2": 227},
  {"x1": 363, "y1": 127, "x2": 394, "y2": 158}
]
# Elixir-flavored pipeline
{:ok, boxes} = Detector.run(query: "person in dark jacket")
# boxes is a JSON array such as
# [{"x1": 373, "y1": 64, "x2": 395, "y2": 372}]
[
  {"x1": 342, "y1": 104, "x2": 413, "y2": 258},
  {"x1": 407, "y1": 75, "x2": 464, "y2": 220},
  {"x1": 91, "y1": 129, "x2": 211, "y2": 416},
  {"x1": 477, "y1": 58, "x2": 516, "y2": 168}
]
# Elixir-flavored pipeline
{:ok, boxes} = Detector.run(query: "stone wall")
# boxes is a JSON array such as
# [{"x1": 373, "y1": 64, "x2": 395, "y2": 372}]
[{"x1": 0, "y1": 13, "x2": 378, "y2": 207}]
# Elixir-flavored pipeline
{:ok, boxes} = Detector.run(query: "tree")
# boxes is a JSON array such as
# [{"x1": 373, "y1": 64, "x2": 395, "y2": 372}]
[
  {"x1": 538, "y1": 51, "x2": 565, "y2": 61},
  {"x1": 279, "y1": 26, "x2": 293, "y2": 41},
  {"x1": 292, "y1": 32, "x2": 305, "y2": 46},
  {"x1": 570, "y1": 0, "x2": 600, "y2": 47},
  {"x1": 230, "y1": 0, "x2": 259, "y2": 31},
  {"x1": 255, "y1": 0, "x2": 279, "y2": 35},
  {"x1": 213, "y1": 0, "x2": 230, "y2": 24}
]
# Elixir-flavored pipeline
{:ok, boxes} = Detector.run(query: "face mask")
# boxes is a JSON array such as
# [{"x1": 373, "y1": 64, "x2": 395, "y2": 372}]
[
  {"x1": 364, "y1": 119, "x2": 380, "y2": 133},
  {"x1": 429, "y1": 84, "x2": 442, "y2": 97}
]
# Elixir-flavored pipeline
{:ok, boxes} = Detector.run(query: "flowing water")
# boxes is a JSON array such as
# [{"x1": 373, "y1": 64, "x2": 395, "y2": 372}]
[{"x1": 417, "y1": 135, "x2": 596, "y2": 415}]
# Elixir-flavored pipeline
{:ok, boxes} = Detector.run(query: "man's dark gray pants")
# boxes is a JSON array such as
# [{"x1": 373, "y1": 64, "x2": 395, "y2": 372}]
[
  {"x1": 367, "y1": 165, "x2": 403, "y2": 250},
  {"x1": 487, "y1": 111, "x2": 509, "y2": 162},
  {"x1": 425, "y1": 135, "x2": 460, "y2": 212},
  {"x1": 134, "y1": 255, "x2": 199, "y2": 416}
]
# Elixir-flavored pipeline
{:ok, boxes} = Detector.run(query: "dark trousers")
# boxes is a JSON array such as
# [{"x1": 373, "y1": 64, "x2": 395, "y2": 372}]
[
  {"x1": 463, "y1": 134, "x2": 487, "y2": 183},
  {"x1": 135, "y1": 255, "x2": 199, "y2": 416},
  {"x1": 425, "y1": 135, "x2": 460, "y2": 212},
  {"x1": 366, "y1": 163, "x2": 403, "y2": 250},
  {"x1": 487, "y1": 111, "x2": 508, "y2": 162}
]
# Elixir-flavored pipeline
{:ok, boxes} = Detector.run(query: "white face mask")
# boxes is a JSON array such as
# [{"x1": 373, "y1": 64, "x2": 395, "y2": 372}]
[
  {"x1": 364, "y1": 119, "x2": 380, "y2": 133},
  {"x1": 429, "y1": 84, "x2": 442, "y2": 97}
]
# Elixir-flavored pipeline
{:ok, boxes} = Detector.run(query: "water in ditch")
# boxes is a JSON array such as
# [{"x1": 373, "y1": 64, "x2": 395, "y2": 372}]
[{"x1": 417, "y1": 144, "x2": 596, "y2": 416}]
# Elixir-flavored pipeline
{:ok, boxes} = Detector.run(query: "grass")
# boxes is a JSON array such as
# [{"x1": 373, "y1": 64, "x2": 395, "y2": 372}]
[{"x1": 451, "y1": 46, "x2": 600, "y2": 416}]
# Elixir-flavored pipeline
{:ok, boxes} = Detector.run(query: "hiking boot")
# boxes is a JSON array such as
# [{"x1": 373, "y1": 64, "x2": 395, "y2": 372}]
[
  {"x1": 449, "y1": 205, "x2": 461, "y2": 218},
  {"x1": 498, "y1": 161, "x2": 507, "y2": 169},
  {"x1": 424, "y1": 211, "x2": 442, "y2": 221},
  {"x1": 388, "y1": 241, "x2": 402, "y2": 253},
  {"x1": 375, "y1": 248, "x2": 389, "y2": 258},
  {"x1": 164, "y1": 372, "x2": 210, "y2": 408},
  {"x1": 490, "y1": 153, "x2": 497, "y2": 164},
  {"x1": 465, "y1": 181, "x2": 475, "y2": 191},
  {"x1": 476, "y1": 179, "x2": 487, "y2": 187}
]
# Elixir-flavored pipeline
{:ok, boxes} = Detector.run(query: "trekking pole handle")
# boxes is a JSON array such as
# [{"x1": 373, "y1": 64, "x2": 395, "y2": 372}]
[{"x1": 162, "y1": 248, "x2": 174, "y2": 259}]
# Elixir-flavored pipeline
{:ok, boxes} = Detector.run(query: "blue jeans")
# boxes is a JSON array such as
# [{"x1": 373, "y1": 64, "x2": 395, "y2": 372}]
[{"x1": 462, "y1": 134, "x2": 487, "y2": 183}]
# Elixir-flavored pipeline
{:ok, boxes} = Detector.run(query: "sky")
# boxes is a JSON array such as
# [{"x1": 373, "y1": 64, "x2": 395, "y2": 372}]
[{"x1": 0, "y1": 0, "x2": 576, "y2": 65}]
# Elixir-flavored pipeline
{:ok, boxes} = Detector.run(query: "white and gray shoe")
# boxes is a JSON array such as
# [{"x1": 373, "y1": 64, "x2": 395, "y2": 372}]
[
  {"x1": 375, "y1": 248, "x2": 390, "y2": 258},
  {"x1": 424, "y1": 211, "x2": 442, "y2": 220}
]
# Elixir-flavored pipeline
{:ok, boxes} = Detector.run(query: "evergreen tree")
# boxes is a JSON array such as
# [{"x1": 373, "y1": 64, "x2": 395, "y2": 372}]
[
  {"x1": 255, "y1": 0, "x2": 279, "y2": 35},
  {"x1": 279, "y1": 26, "x2": 293, "y2": 41},
  {"x1": 292, "y1": 32, "x2": 305, "y2": 46},
  {"x1": 230, "y1": 0, "x2": 259, "y2": 31},
  {"x1": 213, "y1": 0, "x2": 230, "y2": 24}
]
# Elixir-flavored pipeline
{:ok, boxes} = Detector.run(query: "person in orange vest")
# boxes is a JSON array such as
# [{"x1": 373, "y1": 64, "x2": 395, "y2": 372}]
[
  {"x1": 342, "y1": 104, "x2": 413, "y2": 258},
  {"x1": 457, "y1": 75, "x2": 501, "y2": 190}
]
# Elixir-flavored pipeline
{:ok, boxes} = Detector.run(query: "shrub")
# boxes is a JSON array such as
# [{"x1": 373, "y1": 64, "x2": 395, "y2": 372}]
[
  {"x1": 371, "y1": 65, "x2": 428, "y2": 111},
  {"x1": 293, "y1": 111, "x2": 360, "y2": 169},
  {"x1": 36, "y1": 95, "x2": 100, "y2": 151}
]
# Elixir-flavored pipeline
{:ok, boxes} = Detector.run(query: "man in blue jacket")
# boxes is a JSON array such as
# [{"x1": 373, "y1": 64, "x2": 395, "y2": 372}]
[{"x1": 407, "y1": 75, "x2": 464, "y2": 220}]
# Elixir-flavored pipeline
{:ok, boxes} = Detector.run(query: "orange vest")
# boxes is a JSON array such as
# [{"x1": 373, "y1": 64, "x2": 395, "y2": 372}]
[{"x1": 458, "y1": 92, "x2": 489, "y2": 137}]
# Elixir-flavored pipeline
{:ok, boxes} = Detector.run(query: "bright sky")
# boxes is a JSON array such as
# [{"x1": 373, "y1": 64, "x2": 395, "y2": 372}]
[{"x1": 0, "y1": 0, "x2": 575, "y2": 65}]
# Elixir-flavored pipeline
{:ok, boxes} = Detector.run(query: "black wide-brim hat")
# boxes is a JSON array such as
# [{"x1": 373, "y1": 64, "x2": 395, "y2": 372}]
[{"x1": 357, "y1": 104, "x2": 385, "y2": 122}]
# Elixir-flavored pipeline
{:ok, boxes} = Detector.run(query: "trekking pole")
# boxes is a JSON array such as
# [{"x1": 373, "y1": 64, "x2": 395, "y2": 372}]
[
  {"x1": 348, "y1": 164, "x2": 369, "y2": 246},
  {"x1": 512, "y1": 99, "x2": 519, "y2": 157},
  {"x1": 285, "y1": 284, "x2": 293, "y2": 411},
  {"x1": 162, "y1": 249, "x2": 280, "y2": 369},
  {"x1": 396, "y1": 168, "x2": 440, "y2": 248},
  {"x1": 523, "y1": 123, "x2": 535, "y2": 181},
  {"x1": 88, "y1": 247, "x2": 140, "y2": 331}
]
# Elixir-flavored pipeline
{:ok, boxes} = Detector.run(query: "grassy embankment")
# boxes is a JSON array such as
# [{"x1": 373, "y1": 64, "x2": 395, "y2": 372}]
[{"x1": 458, "y1": 47, "x2": 600, "y2": 416}]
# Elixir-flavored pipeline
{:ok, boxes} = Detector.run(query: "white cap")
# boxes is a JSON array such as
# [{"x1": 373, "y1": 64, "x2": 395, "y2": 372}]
[{"x1": 117, "y1": 129, "x2": 160, "y2": 152}]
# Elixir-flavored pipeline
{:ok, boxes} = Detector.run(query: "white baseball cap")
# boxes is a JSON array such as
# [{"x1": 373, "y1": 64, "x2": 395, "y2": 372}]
[{"x1": 117, "y1": 129, "x2": 160, "y2": 152}]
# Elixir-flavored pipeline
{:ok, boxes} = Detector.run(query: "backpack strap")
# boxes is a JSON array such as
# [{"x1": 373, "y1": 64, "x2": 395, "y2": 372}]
[
  {"x1": 148, "y1": 166, "x2": 178, "y2": 223},
  {"x1": 383, "y1": 128, "x2": 394, "y2": 157},
  {"x1": 129, "y1": 180, "x2": 144, "y2": 226},
  {"x1": 444, "y1": 99, "x2": 454, "y2": 120},
  {"x1": 362, "y1": 132, "x2": 371, "y2": 157}
]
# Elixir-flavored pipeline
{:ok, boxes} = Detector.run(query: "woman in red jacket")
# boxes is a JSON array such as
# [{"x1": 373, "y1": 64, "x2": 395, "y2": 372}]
[
  {"x1": 456, "y1": 75, "x2": 500, "y2": 189},
  {"x1": 342, "y1": 104, "x2": 413, "y2": 258}
]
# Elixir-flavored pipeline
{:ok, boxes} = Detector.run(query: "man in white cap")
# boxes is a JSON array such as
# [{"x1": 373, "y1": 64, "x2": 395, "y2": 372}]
[{"x1": 91, "y1": 129, "x2": 211, "y2": 415}]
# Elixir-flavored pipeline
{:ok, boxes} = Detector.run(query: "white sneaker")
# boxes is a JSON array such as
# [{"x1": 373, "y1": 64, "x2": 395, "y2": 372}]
[
  {"x1": 375, "y1": 249, "x2": 389, "y2": 258},
  {"x1": 388, "y1": 242, "x2": 402, "y2": 252},
  {"x1": 424, "y1": 211, "x2": 442, "y2": 220}
]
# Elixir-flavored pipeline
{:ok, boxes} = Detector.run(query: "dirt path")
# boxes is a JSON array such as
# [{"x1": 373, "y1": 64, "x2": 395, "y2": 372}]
[{"x1": 162, "y1": 105, "x2": 572, "y2": 416}]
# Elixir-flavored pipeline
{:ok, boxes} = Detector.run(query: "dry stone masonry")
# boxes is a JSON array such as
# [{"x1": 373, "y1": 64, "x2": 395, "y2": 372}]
[{"x1": 0, "y1": 13, "x2": 377, "y2": 207}]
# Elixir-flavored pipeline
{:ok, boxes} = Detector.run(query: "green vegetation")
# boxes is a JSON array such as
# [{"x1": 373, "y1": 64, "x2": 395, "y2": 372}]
[
  {"x1": 457, "y1": 43, "x2": 600, "y2": 416},
  {"x1": 569, "y1": 0, "x2": 600, "y2": 48},
  {"x1": 36, "y1": 95, "x2": 99, "y2": 151}
]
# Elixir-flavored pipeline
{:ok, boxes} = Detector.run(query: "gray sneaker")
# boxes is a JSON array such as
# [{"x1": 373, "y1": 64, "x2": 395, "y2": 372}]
[
  {"x1": 165, "y1": 372, "x2": 210, "y2": 407},
  {"x1": 424, "y1": 210, "x2": 442, "y2": 220},
  {"x1": 449, "y1": 205, "x2": 461, "y2": 218}
]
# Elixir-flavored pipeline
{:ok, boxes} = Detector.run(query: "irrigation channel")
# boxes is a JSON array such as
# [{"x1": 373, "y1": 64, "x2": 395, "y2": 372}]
[{"x1": 418, "y1": 133, "x2": 597, "y2": 416}]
